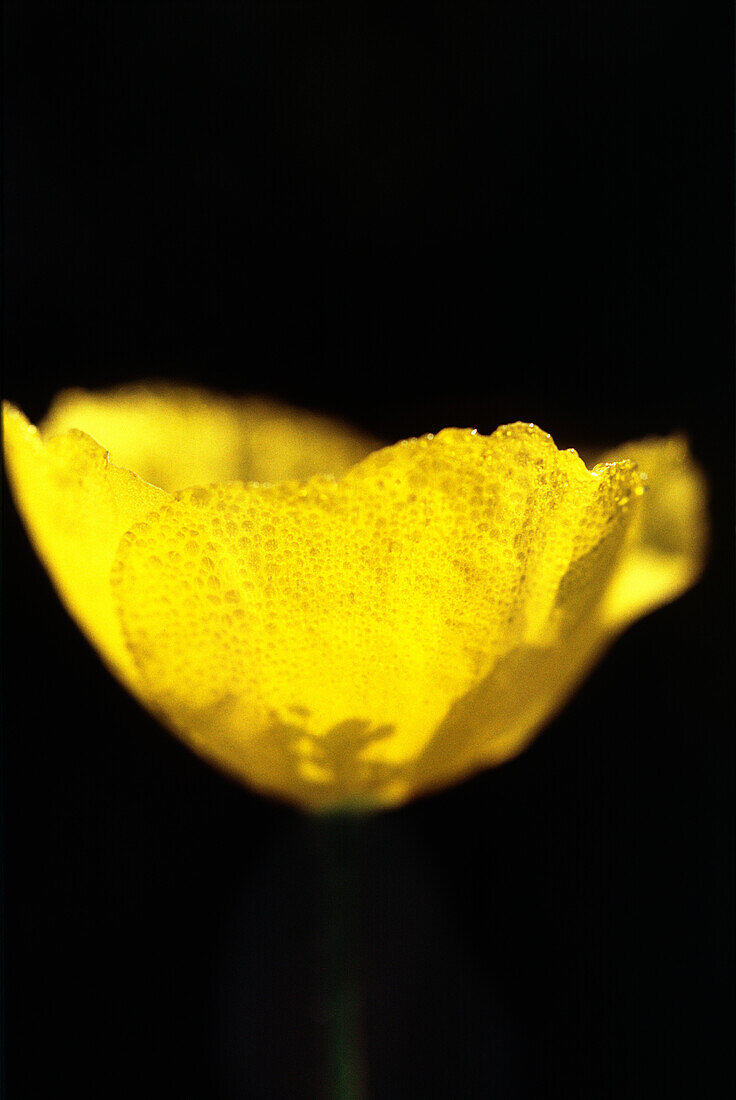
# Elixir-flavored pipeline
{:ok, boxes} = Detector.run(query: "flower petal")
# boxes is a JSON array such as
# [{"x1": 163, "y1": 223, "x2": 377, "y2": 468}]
[
  {"x1": 41, "y1": 383, "x2": 376, "y2": 492},
  {"x1": 596, "y1": 436, "x2": 708, "y2": 629},
  {"x1": 2, "y1": 401, "x2": 167, "y2": 686},
  {"x1": 111, "y1": 423, "x2": 644, "y2": 809}
]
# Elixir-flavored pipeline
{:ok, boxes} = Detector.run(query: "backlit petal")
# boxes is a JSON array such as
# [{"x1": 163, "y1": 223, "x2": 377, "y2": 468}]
[
  {"x1": 2, "y1": 401, "x2": 167, "y2": 687},
  {"x1": 5, "y1": 387, "x2": 706, "y2": 812},
  {"x1": 41, "y1": 382, "x2": 376, "y2": 493},
  {"x1": 111, "y1": 424, "x2": 643, "y2": 809},
  {"x1": 596, "y1": 437, "x2": 708, "y2": 629}
]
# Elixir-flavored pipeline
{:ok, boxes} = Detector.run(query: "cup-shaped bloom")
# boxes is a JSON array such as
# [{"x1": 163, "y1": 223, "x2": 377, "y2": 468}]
[{"x1": 3, "y1": 384, "x2": 707, "y2": 811}]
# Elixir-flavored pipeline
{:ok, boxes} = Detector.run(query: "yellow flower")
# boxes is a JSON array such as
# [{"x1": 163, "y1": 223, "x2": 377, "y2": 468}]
[{"x1": 3, "y1": 383, "x2": 707, "y2": 812}]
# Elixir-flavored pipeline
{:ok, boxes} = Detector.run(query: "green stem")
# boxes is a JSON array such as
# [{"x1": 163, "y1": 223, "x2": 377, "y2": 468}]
[{"x1": 313, "y1": 812, "x2": 367, "y2": 1100}]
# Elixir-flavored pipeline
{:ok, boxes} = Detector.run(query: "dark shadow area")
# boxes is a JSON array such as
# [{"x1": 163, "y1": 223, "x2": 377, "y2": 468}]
[{"x1": 215, "y1": 816, "x2": 521, "y2": 1098}]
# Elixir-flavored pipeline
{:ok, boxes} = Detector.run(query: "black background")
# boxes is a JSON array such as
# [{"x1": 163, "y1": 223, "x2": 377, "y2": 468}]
[{"x1": 2, "y1": 2, "x2": 733, "y2": 1097}]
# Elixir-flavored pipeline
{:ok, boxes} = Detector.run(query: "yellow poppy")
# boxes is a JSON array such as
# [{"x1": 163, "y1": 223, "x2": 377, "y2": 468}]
[{"x1": 2, "y1": 383, "x2": 707, "y2": 811}]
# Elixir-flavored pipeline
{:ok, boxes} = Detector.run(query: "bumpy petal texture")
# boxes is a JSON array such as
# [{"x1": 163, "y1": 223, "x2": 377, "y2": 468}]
[{"x1": 3, "y1": 386, "x2": 707, "y2": 811}]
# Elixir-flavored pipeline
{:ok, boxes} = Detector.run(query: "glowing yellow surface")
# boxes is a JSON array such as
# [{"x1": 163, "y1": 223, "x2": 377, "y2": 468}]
[
  {"x1": 597, "y1": 436, "x2": 708, "y2": 628},
  {"x1": 41, "y1": 382, "x2": 375, "y2": 490},
  {"x1": 3, "y1": 385, "x2": 707, "y2": 810},
  {"x1": 2, "y1": 404, "x2": 167, "y2": 685}
]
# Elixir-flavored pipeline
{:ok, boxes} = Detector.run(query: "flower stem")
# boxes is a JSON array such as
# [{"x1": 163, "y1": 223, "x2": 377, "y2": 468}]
[{"x1": 313, "y1": 812, "x2": 367, "y2": 1100}]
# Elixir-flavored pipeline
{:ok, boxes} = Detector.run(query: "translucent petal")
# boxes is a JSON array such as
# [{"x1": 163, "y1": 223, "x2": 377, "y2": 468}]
[
  {"x1": 595, "y1": 436, "x2": 708, "y2": 629},
  {"x1": 41, "y1": 382, "x2": 376, "y2": 493},
  {"x1": 4, "y1": 387, "x2": 706, "y2": 812},
  {"x1": 111, "y1": 423, "x2": 644, "y2": 809},
  {"x1": 2, "y1": 401, "x2": 167, "y2": 687}
]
